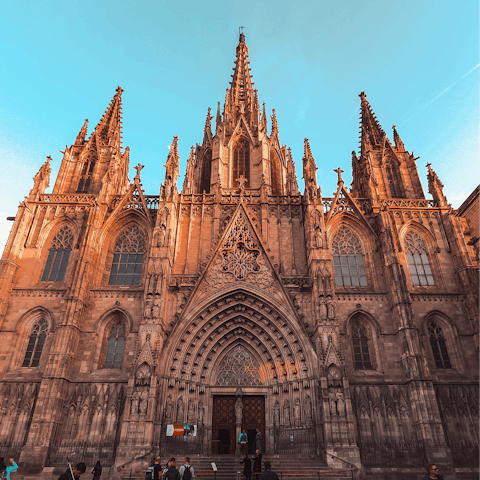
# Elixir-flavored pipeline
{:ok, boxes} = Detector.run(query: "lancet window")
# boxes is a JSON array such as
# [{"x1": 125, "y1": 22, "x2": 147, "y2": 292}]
[
  {"x1": 104, "y1": 321, "x2": 125, "y2": 369},
  {"x1": 108, "y1": 226, "x2": 145, "y2": 286},
  {"x1": 41, "y1": 226, "x2": 74, "y2": 282},
  {"x1": 270, "y1": 149, "x2": 281, "y2": 195},
  {"x1": 385, "y1": 159, "x2": 403, "y2": 198},
  {"x1": 351, "y1": 322, "x2": 373, "y2": 370},
  {"x1": 428, "y1": 321, "x2": 452, "y2": 369},
  {"x1": 233, "y1": 137, "x2": 250, "y2": 187},
  {"x1": 404, "y1": 232, "x2": 434, "y2": 286},
  {"x1": 332, "y1": 227, "x2": 367, "y2": 287},
  {"x1": 200, "y1": 149, "x2": 212, "y2": 193},
  {"x1": 77, "y1": 153, "x2": 97, "y2": 193},
  {"x1": 22, "y1": 318, "x2": 48, "y2": 368}
]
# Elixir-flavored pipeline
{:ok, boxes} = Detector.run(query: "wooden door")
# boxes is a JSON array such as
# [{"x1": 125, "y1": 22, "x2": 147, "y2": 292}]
[
  {"x1": 242, "y1": 396, "x2": 265, "y2": 454},
  {"x1": 211, "y1": 396, "x2": 236, "y2": 454}
]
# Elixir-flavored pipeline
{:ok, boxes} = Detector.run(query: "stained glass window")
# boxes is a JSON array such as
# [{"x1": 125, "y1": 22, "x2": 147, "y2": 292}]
[
  {"x1": 351, "y1": 323, "x2": 372, "y2": 370},
  {"x1": 405, "y1": 232, "x2": 434, "y2": 286},
  {"x1": 216, "y1": 345, "x2": 262, "y2": 385},
  {"x1": 41, "y1": 226, "x2": 74, "y2": 282},
  {"x1": 332, "y1": 227, "x2": 367, "y2": 287},
  {"x1": 428, "y1": 321, "x2": 451, "y2": 369},
  {"x1": 233, "y1": 138, "x2": 250, "y2": 187},
  {"x1": 108, "y1": 226, "x2": 145, "y2": 286},
  {"x1": 104, "y1": 321, "x2": 125, "y2": 369},
  {"x1": 22, "y1": 318, "x2": 48, "y2": 367}
]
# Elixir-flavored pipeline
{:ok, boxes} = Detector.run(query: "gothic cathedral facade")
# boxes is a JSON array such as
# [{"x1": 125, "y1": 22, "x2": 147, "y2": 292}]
[{"x1": 0, "y1": 33, "x2": 478, "y2": 477}]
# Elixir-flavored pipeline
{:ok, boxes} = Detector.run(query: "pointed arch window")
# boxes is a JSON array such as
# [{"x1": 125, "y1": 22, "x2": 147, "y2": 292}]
[
  {"x1": 108, "y1": 226, "x2": 145, "y2": 286},
  {"x1": 428, "y1": 321, "x2": 452, "y2": 369},
  {"x1": 22, "y1": 318, "x2": 48, "y2": 367},
  {"x1": 405, "y1": 232, "x2": 434, "y2": 286},
  {"x1": 385, "y1": 159, "x2": 403, "y2": 198},
  {"x1": 41, "y1": 226, "x2": 74, "y2": 282},
  {"x1": 233, "y1": 137, "x2": 250, "y2": 187},
  {"x1": 270, "y1": 149, "x2": 281, "y2": 195},
  {"x1": 104, "y1": 321, "x2": 125, "y2": 369},
  {"x1": 351, "y1": 322, "x2": 372, "y2": 370},
  {"x1": 332, "y1": 227, "x2": 367, "y2": 287},
  {"x1": 200, "y1": 149, "x2": 212, "y2": 193}
]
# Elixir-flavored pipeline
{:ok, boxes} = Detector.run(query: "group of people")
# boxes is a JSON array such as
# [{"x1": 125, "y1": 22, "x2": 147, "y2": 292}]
[
  {"x1": 58, "y1": 461, "x2": 101, "y2": 480},
  {"x1": 147, "y1": 456, "x2": 195, "y2": 480},
  {"x1": 240, "y1": 450, "x2": 278, "y2": 480}
]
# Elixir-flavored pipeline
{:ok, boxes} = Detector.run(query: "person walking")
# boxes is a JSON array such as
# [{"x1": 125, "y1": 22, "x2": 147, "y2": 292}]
[
  {"x1": 259, "y1": 461, "x2": 279, "y2": 480},
  {"x1": 239, "y1": 429, "x2": 248, "y2": 455},
  {"x1": 162, "y1": 460, "x2": 179, "y2": 480},
  {"x1": 255, "y1": 429, "x2": 262, "y2": 453},
  {"x1": 179, "y1": 457, "x2": 194, "y2": 480},
  {"x1": 422, "y1": 464, "x2": 444, "y2": 480},
  {"x1": 253, "y1": 450, "x2": 262, "y2": 480},
  {"x1": 240, "y1": 454, "x2": 252, "y2": 480},
  {"x1": 91, "y1": 461, "x2": 102, "y2": 480},
  {"x1": 58, "y1": 462, "x2": 86, "y2": 480},
  {"x1": 153, "y1": 457, "x2": 162, "y2": 480}
]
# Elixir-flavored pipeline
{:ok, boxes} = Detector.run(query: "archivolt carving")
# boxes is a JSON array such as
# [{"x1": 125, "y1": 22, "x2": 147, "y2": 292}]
[{"x1": 164, "y1": 291, "x2": 313, "y2": 383}]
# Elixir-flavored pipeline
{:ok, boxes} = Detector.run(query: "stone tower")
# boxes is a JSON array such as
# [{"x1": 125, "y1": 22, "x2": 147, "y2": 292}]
[{"x1": 0, "y1": 33, "x2": 477, "y2": 480}]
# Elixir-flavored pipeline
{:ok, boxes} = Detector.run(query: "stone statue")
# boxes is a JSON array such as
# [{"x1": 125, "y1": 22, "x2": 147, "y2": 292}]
[
  {"x1": 130, "y1": 391, "x2": 139, "y2": 415},
  {"x1": 319, "y1": 296, "x2": 327, "y2": 319},
  {"x1": 235, "y1": 397, "x2": 243, "y2": 424},
  {"x1": 157, "y1": 225, "x2": 166, "y2": 246},
  {"x1": 283, "y1": 400, "x2": 290, "y2": 424},
  {"x1": 165, "y1": 395, "x2": 173, "y2": 422},
  {"x1": 304, "y1": 395, "x2": 312, "y2": 420},
  {"x1": 329, "y1": 392, "x2": 337, "y2": 416},
  {"x1": 294, "y1": 398, "x2": 301, "y2": 423},
  {"x1": 314, "y1": 229, "x2": 323, "y2": 248},
  {"x1": 336, "y1": 392, "x2": 345, "y2": 416},
  {"x1": 326, "y1": 296, "x2": 335, "y2": 319},
  {"x1": 273, "y1": 401, "x2": 280, "y2": 425},
  {"x1": 139, "y1": 391, "x2": 148, "y2": 415},
  {"x1": 177, "y1": 396, "x2": 184, "y2": 423},
  {"x1": 187, "y1": 399, "x2": 195, "y2": 424},
  {"x1": 198, "y1": 400, "x2": 204, "y2": 425}
]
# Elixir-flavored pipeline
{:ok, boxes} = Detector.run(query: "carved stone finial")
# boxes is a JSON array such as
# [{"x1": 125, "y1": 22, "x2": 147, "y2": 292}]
[
  {"x1": 134, "y1": 163, "x2": 144, "y2": 180},
  {"x1": 333, "y1": 167, "x2": 344, "y2": 185},
  {"x1": 237, "y1": 175, "x2": 248, "y2": 190}
]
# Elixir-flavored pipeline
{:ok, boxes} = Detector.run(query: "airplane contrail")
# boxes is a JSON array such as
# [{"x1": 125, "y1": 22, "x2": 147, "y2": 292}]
[{"x1": 407, "y1": 63, "x2": 480, "y2": 122}]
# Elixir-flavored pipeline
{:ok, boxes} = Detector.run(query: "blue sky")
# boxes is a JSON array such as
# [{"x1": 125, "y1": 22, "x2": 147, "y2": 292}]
[{"x1": 0, "y1": 0, "x2": 478, "y2": 251}]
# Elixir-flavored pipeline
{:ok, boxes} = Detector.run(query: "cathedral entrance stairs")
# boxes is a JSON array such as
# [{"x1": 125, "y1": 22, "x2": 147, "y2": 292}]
[{"x1": 120, "y1": 455, "x2": 353, "y2": 480}]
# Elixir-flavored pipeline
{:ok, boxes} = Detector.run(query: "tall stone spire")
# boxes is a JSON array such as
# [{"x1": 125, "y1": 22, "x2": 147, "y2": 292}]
[
  {"x1": 162, "y1": 135, "x2": 180, "y2": 200},
  {"x1": 223, "y1": 32, "x2": 257, "y2": 132},
  {"x1": 303, "y1": 138, "x2": 318, "y2": 202},
  {"x1": 426, "y1": 163, "x2": 448, "y2": 206},
  {"x1": 93, "y1": 86, "x2": 123, "y2": 151},
  {"x1": 392, "y1": 125, "x2": 405, "y2": 152},
  {"x1": 359, "y1": 92, "x2": 385, "y2": 155},
  {"x1": 75, "y1": 119, "x2": 89, "y2": 145}
]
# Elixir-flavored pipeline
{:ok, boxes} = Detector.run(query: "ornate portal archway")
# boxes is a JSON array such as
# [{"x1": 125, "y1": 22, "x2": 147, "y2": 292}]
[{"x1": 160, "y1": 287, "x2": 320, "y2": 455}]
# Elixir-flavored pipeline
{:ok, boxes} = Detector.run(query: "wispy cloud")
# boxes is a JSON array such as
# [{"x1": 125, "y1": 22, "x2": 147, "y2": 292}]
[{"x1": 407, "y1": 63, "x2": 480, "y2": 122}]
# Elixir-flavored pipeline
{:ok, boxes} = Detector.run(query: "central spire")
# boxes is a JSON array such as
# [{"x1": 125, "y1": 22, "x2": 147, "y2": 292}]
[{"x1": 223, "y1": 32, "x2": 259, "y2": 134}]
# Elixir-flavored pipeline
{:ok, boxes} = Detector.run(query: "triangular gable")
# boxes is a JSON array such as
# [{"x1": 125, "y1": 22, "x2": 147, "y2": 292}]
[
  {"x1": 135, "y1": 340, "x2": 154, "y2": 369},
  {"x1": 180, "y1": 201, "x2": 300, "y2": 315},
  {"x1": 229, "y1": 115, "x2": 255, "y2": 145},
  {"x1": 380, "y1": 136, "x2": 401, "y2": 166},
  {"x1": 324, "y1": 339, "x2": 342, "y2": 367},
  {"x1": 325, "y1": 185, "x2": 377, "y2": 239},
  {"x1": 109, "y1": 179, "x2": 152, "y2": 225}
]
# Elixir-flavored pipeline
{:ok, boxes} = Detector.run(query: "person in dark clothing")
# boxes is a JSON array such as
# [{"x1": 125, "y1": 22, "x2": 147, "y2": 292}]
[
  {"x1": 255, "y1": 429, "x2": 262, "y2": 454},
  {"x1": 422, "y1": 464, "x2": 444, "y2": 480},
  {"x1": 91, "y1": 461, "x2": 102, "y2": 480},
  {"x1": 58, "y1": 462, "x2": 86, "y2": 480},
  {"x1": 259, "y1": 461, "x2": 279, "y2": 480},
  {"x1": 0, "y1": 457, "x2": 6, "y2": 476},
  {"x1": 240, "y1": 454, "x2": 252, "y2": 480},
  {"x1": 253, "y1": 450, "x2": 262, "y2": 479},
  {"x1": 153, "y1": 457, "x2": 162, "y2": 480},
  {"x1": 162, "y1": 460, "x2": 180, "y2": 480}
]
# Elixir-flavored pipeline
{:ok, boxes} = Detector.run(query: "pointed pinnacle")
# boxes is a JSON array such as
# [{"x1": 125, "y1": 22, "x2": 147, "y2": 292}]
[
  {"x1": 170, "y1": 135, "x2": 179, "y2": 158},
  {"x1": 205, "y1": 107, "x2": 212, "y2": 132},
  {"x1": 304, "y1": 138, "x2": 313, "y2": 159},
  {"x1": 271, "y1": 109, "x2": 278, "y2": 134},
  {"x1": 75, "y1": 119, "x2": 89, "y2": 145},
  {"x1": 188, "y1": 145, "x2": 195, "y2": 162}
]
